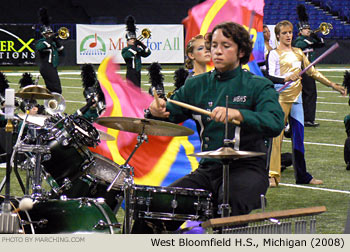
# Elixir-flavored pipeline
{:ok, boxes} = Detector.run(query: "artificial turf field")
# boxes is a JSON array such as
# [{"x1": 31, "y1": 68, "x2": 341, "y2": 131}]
[{"x1": 1, "y1": 63, "x2": 350, "y2": 234}]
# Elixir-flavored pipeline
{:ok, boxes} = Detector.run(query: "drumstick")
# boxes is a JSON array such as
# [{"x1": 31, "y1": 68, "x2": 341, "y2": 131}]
[
  {"x1": 167, "y1": 98, "x2": 240, "y2": 125},
  {"x1": 152, "y1": 87, "x2": 160, "y2": 109}
]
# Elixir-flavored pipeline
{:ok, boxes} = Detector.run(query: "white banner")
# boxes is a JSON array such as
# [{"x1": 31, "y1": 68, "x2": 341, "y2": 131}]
[{"x1": 76, "y1": 24, "x2": 184, "y2": 64}]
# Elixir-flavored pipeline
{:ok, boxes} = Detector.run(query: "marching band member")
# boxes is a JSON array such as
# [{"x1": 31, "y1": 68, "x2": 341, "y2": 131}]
[
  {"x1": 35, "y1": 7, "x2": 64, "y2": 94},
  {"x1": 121, "y1": 15, "x2": 151, "y2": 88},
  {"x1": 266, "y1": 20, "x2": 345, "y2": 187},
  {"x1": 293, "y1": 4, "x2": 325, "y2": 127}
]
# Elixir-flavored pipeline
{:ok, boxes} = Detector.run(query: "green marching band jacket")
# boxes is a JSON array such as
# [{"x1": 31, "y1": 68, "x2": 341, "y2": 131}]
[{"x1": 166, "y1": 66, "x2": 285, "y2": 165}]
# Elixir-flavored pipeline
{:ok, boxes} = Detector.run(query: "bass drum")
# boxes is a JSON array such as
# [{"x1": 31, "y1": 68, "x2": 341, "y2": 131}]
[{"x1": 0, "y1": 196, "x2": 120, "y2": 234}]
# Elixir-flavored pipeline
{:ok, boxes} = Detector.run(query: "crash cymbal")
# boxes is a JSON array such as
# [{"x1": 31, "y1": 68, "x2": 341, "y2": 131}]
[
  {"x1": 15, "y1": 85, "x2": 54, "y2": 99},
  {"x1": 189, "y1": 147, "x2": 266, "y2": 159},
  {"x1": 17, "y1": 113, "x2": 49, "y2": 127},
  {"x1": 95, "y1": 116, "x2": 194, "y2": 137},
  {"x1": 97, "y1": 130, "x2": 115, "y2": 141}
]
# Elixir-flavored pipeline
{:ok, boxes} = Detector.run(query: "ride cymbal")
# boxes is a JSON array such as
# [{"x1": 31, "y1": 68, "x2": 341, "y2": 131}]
[
  {"x1": 95, "y1": 116, "x2": 194, "y2": 137},
  {"x1": 15, "y1": 85, "x2": 54, "y2": 99},
  {"x1": 189, "y1": 147, "x2": 266, "y2": 159}
]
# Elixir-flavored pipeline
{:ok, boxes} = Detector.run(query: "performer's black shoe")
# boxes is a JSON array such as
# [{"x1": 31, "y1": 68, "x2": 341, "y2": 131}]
[
  {"x1": 305, "y1": 121, "x2": 320, "y2": 127},
  {"x1": 346, "y1": 163, "x2": 350, "y2": 171}
]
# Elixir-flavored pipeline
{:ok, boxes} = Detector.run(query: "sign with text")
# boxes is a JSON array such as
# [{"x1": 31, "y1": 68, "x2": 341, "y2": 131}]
[
  {"x1": 76, "y1": 24, "x2": 184, "y2": 64},
  {"x1": 0, "y1": 24, "x2": 36, "y2": 65}
]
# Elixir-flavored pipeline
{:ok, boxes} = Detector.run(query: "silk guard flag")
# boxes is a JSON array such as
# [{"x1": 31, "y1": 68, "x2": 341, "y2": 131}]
[
  {"x1": 182, "y1": 0, "x2": 265, "y2": 76},
  {"x1": 90, "y1": 56, "x2": 201, "y2": 186}
]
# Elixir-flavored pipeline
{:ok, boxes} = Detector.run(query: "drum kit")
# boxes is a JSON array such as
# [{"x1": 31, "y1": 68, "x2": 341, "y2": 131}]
[{"x1": 0, "y1": 86, "x2": 265, "y2": 234}]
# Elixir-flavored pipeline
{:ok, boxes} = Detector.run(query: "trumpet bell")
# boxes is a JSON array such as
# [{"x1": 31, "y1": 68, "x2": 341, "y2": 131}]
[
  {"x1": 314, "y1": 22, "x2": 333, "y2": 35},
  {"x1": 44, "y1": 92, "x2": 66, "y2": 115},
  {"x1": 137, "y1": 28, "x2": 151, "y2": 41},
  {"x1": 58, "y1": 27, "x2": 70, "y2": 40}
]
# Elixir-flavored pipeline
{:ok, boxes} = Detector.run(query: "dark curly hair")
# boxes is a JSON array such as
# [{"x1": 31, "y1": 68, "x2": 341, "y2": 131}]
[{"x1": 204, "y1": 22, "x2": 252, "y2": 65}]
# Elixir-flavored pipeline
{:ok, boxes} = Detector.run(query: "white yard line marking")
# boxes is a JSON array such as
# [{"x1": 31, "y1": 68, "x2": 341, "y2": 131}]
[
  {"x1": 283, "y1": 139, "x2": 343, "y2": 147},
  {"x1": 279, "y1": 183, "x2": 350, "y2": 194},
  {"x1": 317, "y1": 101, "x2": 348, "y2": 105},
  {"x1": 5, "y1": 70, "x2": 177, "y2": 76},
  {"x1": 65, "y1": 100, "x2": 85, "y2": 104},
  {"x1": 317, "y1": 68, "x2": 350, "y2": 71},
  {"x1": 316, "y1": 118, "x2": 343, "y2": 123},
  {"x1": 317, "y1": 111, "x2": 337, "y2": 113}
]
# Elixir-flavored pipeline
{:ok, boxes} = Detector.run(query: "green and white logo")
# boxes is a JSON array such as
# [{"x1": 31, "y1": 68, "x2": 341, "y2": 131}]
[{"x1": 80, "y1": 33, "x2": 106, "y2": 55}]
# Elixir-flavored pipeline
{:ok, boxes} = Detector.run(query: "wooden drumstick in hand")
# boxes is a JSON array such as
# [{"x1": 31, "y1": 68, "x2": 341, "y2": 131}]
[
  {"x1": 167, "y1": 98, "x2": 240, "y2": 125},
  {"x1": 152, "y1": 87, "x2": 160, "y2": 109}
]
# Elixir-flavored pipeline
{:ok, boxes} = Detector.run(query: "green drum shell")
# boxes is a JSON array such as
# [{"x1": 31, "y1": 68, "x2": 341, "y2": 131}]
[
  {"x1": 1, "y1": 197, "x2": 120, "y2": 234},
  {"x1": 132, "y1": 186, "x2": 212, "y2": 221}
]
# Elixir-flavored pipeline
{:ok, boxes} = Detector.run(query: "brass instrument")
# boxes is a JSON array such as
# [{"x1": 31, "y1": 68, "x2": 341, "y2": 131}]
[
  {"x1": 313, "y1": 22, "x2": 333, "y2": 35},
  {"x1": 137, "y1": 28, "x2": 151, "y2": 41},
  {"x1": 43, "y1": 92, "x2": 66, "y2": 115},
  {"x1": 57, "y1": 27, "x2": 70, "y2": 40}
]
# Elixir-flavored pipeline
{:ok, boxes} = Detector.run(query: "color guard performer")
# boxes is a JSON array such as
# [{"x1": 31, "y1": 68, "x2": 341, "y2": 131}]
[{"x1": 266, "y1": 20, "x2": 345, "y2": 186}]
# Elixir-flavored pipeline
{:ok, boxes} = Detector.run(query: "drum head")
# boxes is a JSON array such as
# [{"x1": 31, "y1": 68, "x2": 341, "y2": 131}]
[{"x1": 89, "y1": 153, "x2": 126, "y2": 189}]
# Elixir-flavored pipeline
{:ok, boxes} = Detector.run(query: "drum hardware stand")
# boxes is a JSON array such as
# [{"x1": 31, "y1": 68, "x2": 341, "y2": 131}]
[
  {"x1": 106, "y1": 131, "x2": 148, "y2": 234},
  {"x1": 30, "y1": 130, "x2": 47, "y2": 200},
  {"x1": 0, "y1": 89, "x2": 20, "y2": 234},
  {"x1": 1, "y1": 103, "x2": 38, "y2": 194},
  {"x1": 107, "y1": 133, "x2": 147, "y2": 192},
  {"x1": 20, "y1": 218, "x2": 48, "y2": 228},
  {"x1": 112, "y1": 195, "x2": 125, "y2": 215},
  {"x1": 219, "y1": 96, "x2": 233, "y2": 218},
  {"x1": 94, "y1": 220, "x2": 121, "y2": 230},
  {"x1": 13, "y1": 152, "x2": 26, "y2": 195},
  {"x1": 122, "y1": 165, "x2": 134, "y2": 234}
]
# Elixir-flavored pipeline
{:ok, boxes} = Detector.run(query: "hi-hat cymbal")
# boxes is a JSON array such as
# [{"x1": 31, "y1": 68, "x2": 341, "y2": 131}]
[
  {"x1": 15, "y1": 85, "x2": 54, "y2": 99},
  {"x1": 17, "y1": 113, "x2": 49, "y2": 127},
  {"x1": 97, "y1": 130, "x2": 115, "y2": 141},
  {"x1": 189, "y1": 147, "x2": 266, "y2": 159},
  {"x1": 95, "y1": 116, "x2": 194, "y2": 137}
]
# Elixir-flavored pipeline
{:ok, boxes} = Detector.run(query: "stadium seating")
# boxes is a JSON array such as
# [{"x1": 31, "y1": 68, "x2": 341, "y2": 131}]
[{"x1": 264, "y1": 0, "x2": 350, "y2": 39}]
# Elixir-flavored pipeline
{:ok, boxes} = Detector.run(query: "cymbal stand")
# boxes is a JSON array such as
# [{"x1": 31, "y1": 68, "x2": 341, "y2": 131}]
[
  {"x1": 219, "y1": 96, "x2": 232, "y2": 218},
  {"x1": 106, "y1": 127, "x2": 148, "y2": 234},
  {"x1": 0, "y1": 110, "x2": 30, "y2": 194},
  {"x1": 0, "y1": 89, "x2": 20, "y2": 233}
]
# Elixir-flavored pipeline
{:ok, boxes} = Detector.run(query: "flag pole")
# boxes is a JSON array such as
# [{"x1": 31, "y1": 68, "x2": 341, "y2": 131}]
[{"x1": 278, "y1": 43, "x2": 339, "y2": 93}]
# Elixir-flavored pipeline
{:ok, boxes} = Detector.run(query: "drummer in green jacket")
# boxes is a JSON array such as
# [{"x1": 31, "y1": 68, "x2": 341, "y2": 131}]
[{"x1": 132, "y1": 22, "x2": 285, "y2": 233}]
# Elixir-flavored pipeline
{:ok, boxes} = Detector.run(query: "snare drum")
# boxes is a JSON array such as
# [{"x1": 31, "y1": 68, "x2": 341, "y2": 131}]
[
  {"x1": 89, "y1": 153, "x2": 127, "y2": 190},
  {"x1": 132, "y1": 185, "x2": 213, "y2": 221},
  {"x1": 61, "y1": 153, "x2": 126, "y2": 211},
  {"x1": 0, "y1": 196, "x2": 120, "y2": 234}
]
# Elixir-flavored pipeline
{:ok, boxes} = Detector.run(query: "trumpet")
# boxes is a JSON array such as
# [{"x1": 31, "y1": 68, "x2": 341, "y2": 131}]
[
  {"x1": 56, "y1": 27, "x2": 70, "y2": 40},
  {"x1": 313, "y1": 22, "x2": 333, "y2": 35},
  {"x1": 137, "y1": 28, "x2": 152, "y2": 42}
]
